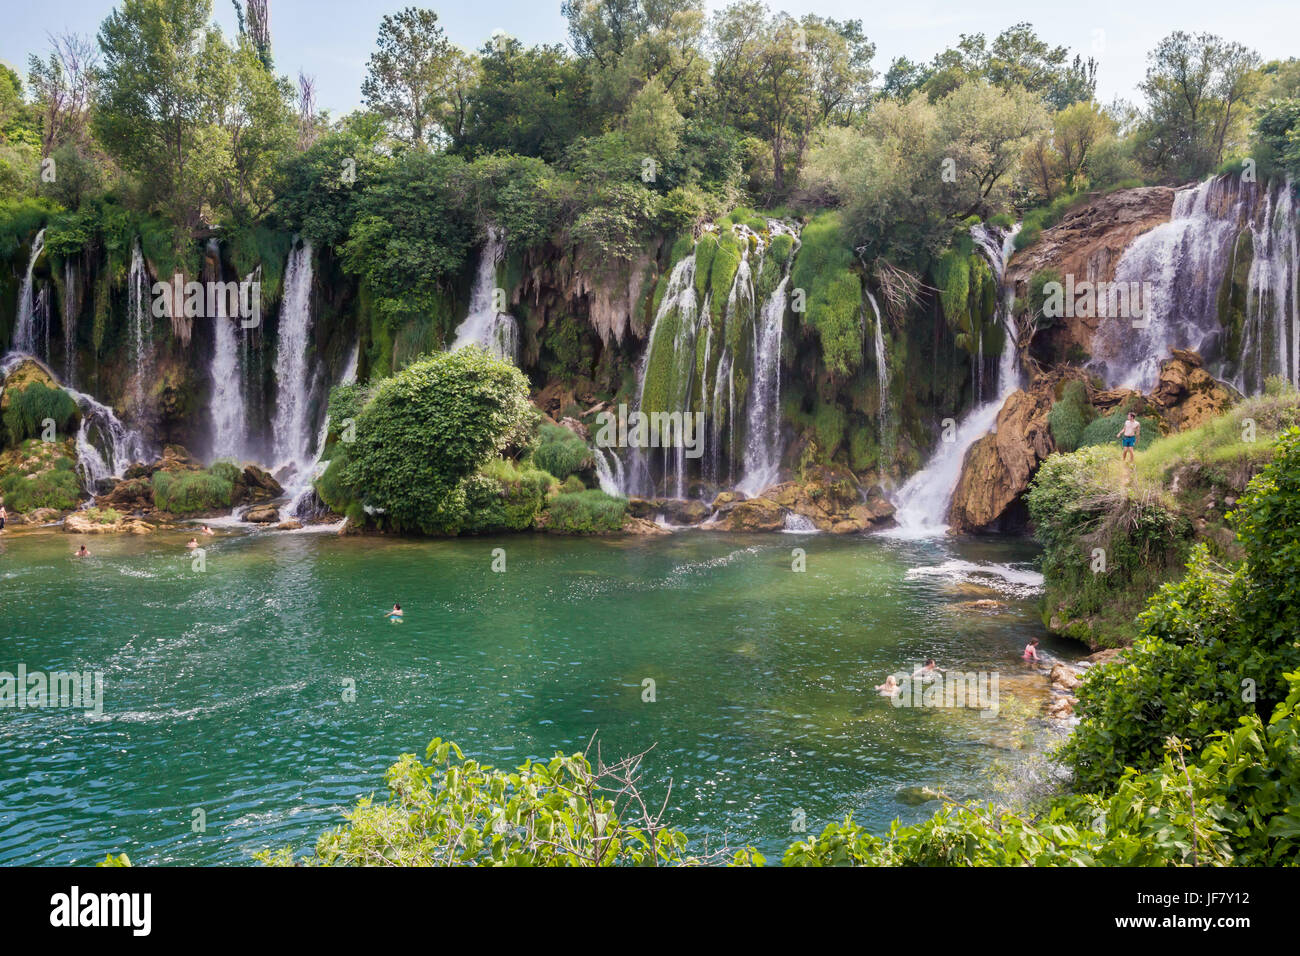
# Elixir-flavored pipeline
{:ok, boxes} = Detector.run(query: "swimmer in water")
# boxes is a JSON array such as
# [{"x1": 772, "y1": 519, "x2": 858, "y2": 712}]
[
  {"x1": 912, "y1": 658, "x2": 938, "y2": 680},
  {"x1": 200, "y1": 525, "x2": 215, "y2": 536},
  {"x1": 73, "y1": 545, "x2": 90, "y2": 558},
  {"x1": 876, "y1": 674, "x2": 901, "y2": 697},
  {"x1": 186, "y1": 537, "x2": 199, "y2": 549},
  {"x1": 1023, "y1": 637, "x2": 1040, "y2": 663},
  {"x1": 385, "y1": 603, "x2": 403, "y2": 622}
]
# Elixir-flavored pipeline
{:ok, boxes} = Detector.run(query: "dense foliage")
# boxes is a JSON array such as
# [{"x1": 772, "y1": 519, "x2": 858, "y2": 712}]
[{"x1": 330, "y1": 348, "x2": 536, "y2": 534}]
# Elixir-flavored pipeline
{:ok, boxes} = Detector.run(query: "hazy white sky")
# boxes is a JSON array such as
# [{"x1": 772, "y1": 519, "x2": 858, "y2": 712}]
[{"x1": 3, "y1": 0, "x2": 1298, "y2": 115}]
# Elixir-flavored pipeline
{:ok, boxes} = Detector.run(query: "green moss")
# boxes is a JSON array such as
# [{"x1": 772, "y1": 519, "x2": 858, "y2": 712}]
[
  {"x1": 544, "y1": 489, "x2": 627, "y2": 533},
  {"x1": 692, "y1": 232, "x2": 718, "y2": 302},
  {"x1": 1047, "y1": 380, "x2": 1095, "y2": 453},
  {"x1": 3, "y1": 381, "x2": 79, "y2": 447},
  {"x1": 790, "y1": 212, "x2": 862, "y2": 378},
  {"x1": 151, "y1": 468, "x2": 235, "y2": 514}
]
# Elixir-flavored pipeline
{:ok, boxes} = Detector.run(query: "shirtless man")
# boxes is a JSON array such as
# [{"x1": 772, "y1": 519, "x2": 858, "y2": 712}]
[
  {"x1": 73, "y1": 544, "x2": 90, "y2": 558},
  {"x1": 1118, "y1": 411, "x2": 1141, "y2": 463}
]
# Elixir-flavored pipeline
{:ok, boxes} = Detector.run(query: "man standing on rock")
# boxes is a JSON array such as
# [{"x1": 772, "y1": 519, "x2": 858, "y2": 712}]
[{"x1": 1118, "y1": 412, "x2": 1141, "y2": 464}]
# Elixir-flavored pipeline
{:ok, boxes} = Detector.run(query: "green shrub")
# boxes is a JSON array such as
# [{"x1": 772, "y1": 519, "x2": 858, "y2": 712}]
[
  {"x1": 1077, "y1": 403, "x2": 1159, "y2": 451},
  {"x1": 339, "y1": 348, "x2": 535, "y2": 534},
  {"x1": 256, "y1": 738, "x2": 700, "y2": 867},
  {"x1": 0, "y1": 441, "x2": 82, "y2": 512},
  {"x1": 3, "y1": 382, "x2": 79, "y2": 447},
  {"x1": 454, "y1": 459, "x2": 557, "y2": 534},
  {"x1": 561, "y1": 474, "x2": 585, "y2": 493},
  {"x1": 1061, "y1": 428, "x2": 1300, "y2": 790},
  {"x1": 545, "y1": 489, "x2": 626, "y2": 533},
  {"x1": 789, "y1": 211, "x2": 862, "y2": 377},
  {"x1": 1047, "y1": 380, "x2": 1094, "y2": 453},
  {"x1": 151, "y1": 468, "x2": 234, "y2": 514},
  {"x1": 531, "y1": 423, "x2": 592, "y2": 480}
]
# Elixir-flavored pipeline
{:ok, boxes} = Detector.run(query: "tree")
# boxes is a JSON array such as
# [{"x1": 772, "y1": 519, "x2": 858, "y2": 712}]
[
  {"x1": 94, "y1": 0, "x2": 224, "y2": 228},
  {"x1": 1054, "y1": 99, "x2": 1114, "y2": 187},
  {"x1": 26, "y1": 32, "x2": 98, "y2": 156},
  {"x1": 1136, "y1": 31, "x2": 1260, "y2": 180},
  {"x1": 360, "y1": 7, "x2": 462, "y2": 148}
]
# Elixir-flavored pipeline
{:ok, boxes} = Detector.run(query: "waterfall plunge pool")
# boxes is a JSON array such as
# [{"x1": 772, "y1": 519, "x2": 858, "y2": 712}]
[{"x1": 0, "y1": 529, "x2": 1079, "y2": 864}]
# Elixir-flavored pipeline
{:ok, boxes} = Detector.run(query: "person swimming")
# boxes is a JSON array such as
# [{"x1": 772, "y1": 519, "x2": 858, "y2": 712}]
[
  {"x1": 912, "y1": 658, "x2": 938, "y2": 680},
  {"x1": 876, "y1": 674, "x2": 901, "y2": 697},
  {"x1": 385, "y1": 603, "x2": 403, "y2": 622},
  {"x1": 186, "y1": 537, "x2": 199, "y2": 549},
  {"x1": 1023, "y1": 637, "x2": 1041, "y2": 662},
  {"x1": 200, "y1": 525, "x2": 215, "y2": 536},
  {"x1": 73, "y1": 545, "x2": 90, "y2": 558}
]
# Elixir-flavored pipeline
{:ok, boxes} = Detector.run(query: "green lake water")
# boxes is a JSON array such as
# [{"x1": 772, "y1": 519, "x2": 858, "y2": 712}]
[{"x1": 0, "y1": 527, "x2": 1080, "y2": 865}]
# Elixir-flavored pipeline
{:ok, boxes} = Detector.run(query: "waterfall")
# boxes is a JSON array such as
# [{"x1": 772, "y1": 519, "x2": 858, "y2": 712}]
[
  {"x1": 736, "y1": 273, "x2": 791, "y2": 497},
  {"x1": 867, "y1": 290, "x2": 890, "y2": 431},
  {"x1": 593, "y1": 446, "x2": 625, "y2": 496},
  {"x1": 63, "y1": 259, "x2": 77, "y2": 387},
  {"x1": 12, "y1": 229, "x2": 47, "y2": 355},
  {"x1": 270, "y1": 240, "x2": 316, "y2": 486},
  {"x1": 1089, "y1": 175, "x2": 1300, "y2": 391},
  {"x1": 623, "y1": 252, "x2": 699, "y2": 497},
  {"x1": 452, "y1": 227, "x2": 518, "y2": 363},
  {"x1": 1238, "y1": 179, "x2": 1298, "y2": 393},
  {"x1": 284, "y1": 339, "x2": 360, "y2": 518},
  {"x1": 888, "y1": 222, "x2": 1021, "y2": 537},
  {"x1": 127, "y1": 240, "x2": 151, "y2": 414},
  {"x1": 205, "y1": 240, "x2": 247, "y2": 462},
  {"x1": 70, "y1": 388, "x2": 150, "y2": 493}
]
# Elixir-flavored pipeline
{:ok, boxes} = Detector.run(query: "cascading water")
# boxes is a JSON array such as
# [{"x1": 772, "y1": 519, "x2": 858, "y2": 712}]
[
  {"x1": 205, "y1": 240, "x2": 248, "y2": 462},
  {"x1": 0, "y1": 353, "x2": 148, "y2": 494},
  {"x1": 1091, "y1": 175, "x2": 1299, "y2": 392},
  {"x1": 736, "y1": 272, "x2": 791, "y2": 497},
  {"x1": 270, "y1": 240, "x2": 317, "y2": 493},
  {"x1": 284, "y1": 340, "x2": 360, "y2": 518},
  {"x1": 12, "y1": 229, "x2": 47, "y2": 356},
  {"x1": 127, "y1": 240, "x2": 151, "y2": 414},
  {"x1": 619, "y1": 221, "x2": 799, "y2": 500},
  {"x1": 452, "y1": 227, "x2": 518, "y2": 363},
  {"x1": 888, "y1": 222, "x2": 1021, "y2": 537},
  {"x1": 71, "y1": 389, "x2": 150, "y2": 493},
  {"x1": 622, "y1": 252, "x2": 699, "y2": 497},
  {"x1": 63, "y1": 259, "x2": 78, "y2": 387},
  {"x1": 866, "y1": 290, "x2": 890, "y2": 432}
]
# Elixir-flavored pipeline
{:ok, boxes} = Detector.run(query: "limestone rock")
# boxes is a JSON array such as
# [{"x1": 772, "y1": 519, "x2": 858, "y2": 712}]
[
  {"x1": 237, "y1": 465, "x2": 283, "y2": 503},
  {"x1": 948, "y1": 383, "x2": 1056, "y2": 533},
  {"x1": 713, "y1": 497, "x2": 785, "y2": 532},
  {"x1": 659, "y1": 498, "x2": 712, "y2": 525},
  {"x1": 243, "y1": 504, "x2": 279, "y2": 523},
  {"x1": 95, "y1": 477, "x2": 154, "y2": 513},
  {"x1": 622, "y1": 515, "x2": 671, "y2": 535},
  {"x1": 276, "y1": 519, "x2": 303, "y2": 531},
  {"x1": 64, "y1": 512, "x2": 121, "y2": 534},
  {"x1": 1149, "y1": 350, "x2": 1233, "y2": 431},
  {"x1": 626, "y1": 497, "x2": 655, "y2": 519},
  {"x1": 24, "y1": 507, "x2": 61, "y2": 524}
]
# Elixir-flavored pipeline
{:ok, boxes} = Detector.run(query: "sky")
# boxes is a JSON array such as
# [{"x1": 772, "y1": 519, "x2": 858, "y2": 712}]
[{"x1": 3, "y1": 0, "x2": 1299, "y2": 116}]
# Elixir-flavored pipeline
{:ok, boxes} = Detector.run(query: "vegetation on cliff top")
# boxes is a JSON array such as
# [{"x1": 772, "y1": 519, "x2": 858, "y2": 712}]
[{"x1": 1028, "y1": 387, "x2": 1300, "y2": 648}]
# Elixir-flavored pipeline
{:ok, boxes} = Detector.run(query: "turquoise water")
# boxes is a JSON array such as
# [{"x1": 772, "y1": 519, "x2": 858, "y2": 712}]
[{"x1": 0, "y1": 528, "x2": 1078, "y2": 865}]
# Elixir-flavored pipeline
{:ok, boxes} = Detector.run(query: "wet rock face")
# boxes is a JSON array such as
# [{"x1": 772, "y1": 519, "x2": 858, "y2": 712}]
[
  {"x1": 1007, "y1": 186, "x2": 1177, "y2": 365},
  {"x1": 948, "y1": 382, "x2": 1057, "y2": 534},
  {"x1": 235, "y1": 465, "x2": 283, "y2": 505}
]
